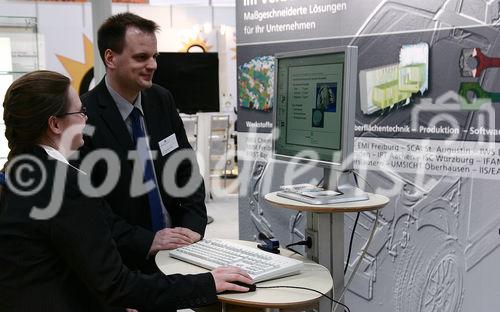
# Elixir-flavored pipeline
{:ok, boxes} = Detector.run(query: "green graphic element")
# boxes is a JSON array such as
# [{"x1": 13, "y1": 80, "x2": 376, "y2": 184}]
[{"x1": 459, "y1": 82, "x2": 500, "y2": 110}]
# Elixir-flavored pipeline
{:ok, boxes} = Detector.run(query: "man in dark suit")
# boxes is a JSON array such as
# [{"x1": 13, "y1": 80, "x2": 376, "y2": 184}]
[{"x1": 79, "y1": 12, "x2": 207, "y2": 272}]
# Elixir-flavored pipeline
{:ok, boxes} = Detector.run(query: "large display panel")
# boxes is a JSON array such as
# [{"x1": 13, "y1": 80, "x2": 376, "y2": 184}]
[
  {"x1": 153, "y1": 52, "x2": 219, "y2": 114},
  {"x1": 273, "y1": 46, "x2": 357, "y2": 170}
]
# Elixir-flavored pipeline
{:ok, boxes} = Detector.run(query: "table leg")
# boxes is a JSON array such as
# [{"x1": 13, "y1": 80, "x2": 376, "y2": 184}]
[{"x1": 306, "y1": 212, "x2": 345, "y2": 312}]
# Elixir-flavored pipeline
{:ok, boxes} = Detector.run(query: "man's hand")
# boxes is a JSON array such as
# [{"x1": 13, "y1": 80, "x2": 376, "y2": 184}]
[
  {"x1": 178, "y1": 227, "x2": 201, "y2": 243},
  {"x1": 149, "y1": 227, "x2": 201, "y2": 255}
]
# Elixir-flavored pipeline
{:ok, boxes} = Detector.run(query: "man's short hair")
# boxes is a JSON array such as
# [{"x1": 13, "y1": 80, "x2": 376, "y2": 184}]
[{"x1": 97, "y1": 12, "x2": 160, "y2": 64}]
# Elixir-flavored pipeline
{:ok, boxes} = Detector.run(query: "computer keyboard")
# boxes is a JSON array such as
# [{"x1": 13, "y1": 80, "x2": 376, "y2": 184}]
[{"x1": 169, "y1": 239, "x2": 303, "y2": 282}]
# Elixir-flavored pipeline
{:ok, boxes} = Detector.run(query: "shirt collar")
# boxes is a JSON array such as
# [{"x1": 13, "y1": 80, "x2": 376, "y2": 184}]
[
  {"x1": 39, "y1": 144, "x2": 68, "y2": 164},
  {"x1": 105, "y1": 76, "x2": 144, "y2": 120},
  {"x1": 38, "y1": 145, "x2": 87, "y2": 175}
]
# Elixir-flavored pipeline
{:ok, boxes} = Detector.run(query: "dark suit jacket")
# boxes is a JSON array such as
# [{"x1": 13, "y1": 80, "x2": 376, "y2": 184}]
[
  {"x1": 79, "y1": 79, "x2": 207, "y2": 271},
  {"x1": 0, "y1": 146, "x2": 217, "y2": 312}
]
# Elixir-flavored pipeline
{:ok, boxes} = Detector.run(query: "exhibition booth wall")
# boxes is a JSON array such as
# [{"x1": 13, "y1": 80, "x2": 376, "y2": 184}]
[{"x1": 236, "y1": 1, "x2": 500, "y2": 311}]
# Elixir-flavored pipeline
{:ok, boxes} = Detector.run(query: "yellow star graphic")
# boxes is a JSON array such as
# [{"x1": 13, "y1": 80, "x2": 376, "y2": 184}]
[
  {"x1": 180, "y1": 35, "x2": 213, "y2": 53},
  {"x1": 56, "y1": 35, "x2": 94, "y2": 94}
]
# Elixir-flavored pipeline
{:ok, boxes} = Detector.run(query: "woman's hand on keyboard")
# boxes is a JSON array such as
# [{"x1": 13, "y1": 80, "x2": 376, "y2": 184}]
[{"x1": 210, "y1": 266, "x2": 254, "y2": 293}]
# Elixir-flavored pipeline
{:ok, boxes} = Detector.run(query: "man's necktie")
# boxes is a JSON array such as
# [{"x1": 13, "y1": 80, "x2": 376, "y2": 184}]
[{"x1": 129, "y1": 107, "x2": 165, "y2": 232}]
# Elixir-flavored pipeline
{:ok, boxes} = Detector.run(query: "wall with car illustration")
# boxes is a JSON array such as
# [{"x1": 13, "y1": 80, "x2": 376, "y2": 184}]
[{"x1": 236, "y1": 1, "x2": 500, "y2": 311}]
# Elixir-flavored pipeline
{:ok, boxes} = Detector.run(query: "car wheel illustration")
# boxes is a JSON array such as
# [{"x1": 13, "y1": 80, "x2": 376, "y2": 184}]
[{"x1": 394, "y1": 228, "x2": 464, "y2": 312}]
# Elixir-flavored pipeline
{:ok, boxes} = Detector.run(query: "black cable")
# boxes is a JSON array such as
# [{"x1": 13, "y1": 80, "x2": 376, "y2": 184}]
[
  {"x1": 285, "y1": 241, "x2": 306, "y2": 248},
  {"x1": 352, "y1": 169, "x2": 359, "y2": 186},
  {"x1": 350, "y1": 169, "x2": 376, "y2": 193},
  {"x1": 285, "y1": 237, "x2": 312, "y2": 256},
  {"x1": 287, "y1": 210, "x2": 304, "y2": 255},
  {"x1": 256, "y1": 285, "x2": 350, "y2": 312},
  {"x1": 290, "y1": 211, "x2": 302, "y2": 241},
  {"x1": 285, "y1": 246, "x2": 302, "y2": 255},
  {"x1": 344, "y1": 170, "x2": 361, "y2": 275},
  {"x1": 291, "y1": 211, "x2": 301, "y2": 229},
  {"x1": 316, "y1": 177, "x2": 324, "y2": 187},
  {"x1": 344, "y1": 212, "x2": 360, "y2": 274},
  {"x1": 285, "y1": 237, "x2": 311, "y2": 249}
]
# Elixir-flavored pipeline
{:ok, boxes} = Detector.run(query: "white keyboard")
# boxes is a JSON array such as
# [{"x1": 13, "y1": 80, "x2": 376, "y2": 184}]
[{"x1": 169, "y1": 239, "x2": 303, "y2": 282}]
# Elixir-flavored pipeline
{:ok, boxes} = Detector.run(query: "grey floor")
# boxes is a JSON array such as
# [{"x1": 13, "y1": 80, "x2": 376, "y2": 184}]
[
  {"x1": 204, "y1": 193, "x2": 239, "y2": 240},
  {"x1": 178, "y1": 192, "x2": 239, "y2": 312}
]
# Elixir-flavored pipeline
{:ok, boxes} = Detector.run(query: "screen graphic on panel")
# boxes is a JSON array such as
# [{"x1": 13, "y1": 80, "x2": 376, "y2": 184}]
[
  {"x1": 274, "y1": 47, "x2": 357, "y2": 169},
  {"x1": 153, "y1": 52, "x2": 219, "y2": 114}
]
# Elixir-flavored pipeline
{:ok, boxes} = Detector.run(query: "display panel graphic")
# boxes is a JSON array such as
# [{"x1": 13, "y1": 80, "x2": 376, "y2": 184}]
[
  {"x1": 359, "y1": 43, "x2": 429, "y2": 115},
  {"x1": 238, "y1": 55, "x2": 275, "y2": 112}
]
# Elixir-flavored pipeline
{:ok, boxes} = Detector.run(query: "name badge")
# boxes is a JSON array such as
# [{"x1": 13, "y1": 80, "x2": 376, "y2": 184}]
[{"x1": 158, "y1": 134, "x2": 179, "y2": 156}]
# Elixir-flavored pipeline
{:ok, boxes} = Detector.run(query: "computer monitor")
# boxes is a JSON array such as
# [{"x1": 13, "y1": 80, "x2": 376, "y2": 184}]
[{"x1": 272, "y1": 46, "x2": 367, "y2": 204}]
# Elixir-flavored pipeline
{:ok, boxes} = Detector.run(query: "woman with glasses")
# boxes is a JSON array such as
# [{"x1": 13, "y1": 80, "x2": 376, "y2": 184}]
[{"x1": 0, "y1": 70, "x2": 252, "y2": 312}]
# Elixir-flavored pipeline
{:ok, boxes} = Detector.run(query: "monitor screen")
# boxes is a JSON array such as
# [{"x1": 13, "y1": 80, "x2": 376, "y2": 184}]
[
  {"x1": 273, "y1": 47, "x2": 357, "y2": 169},
  {"x1": 153, "y1": 52, "x2": 219, "y2": 114}
]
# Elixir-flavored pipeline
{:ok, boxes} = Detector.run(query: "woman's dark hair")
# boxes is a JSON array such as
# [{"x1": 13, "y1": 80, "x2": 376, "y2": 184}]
[
  {"x1": 2, "y1": 70, "x2": 71, "y2": 165},
  {"x1": 1, "y1": 70, "x2": 70, "y2": 206},
  {"x1": 97, "y1": 12, "x2": 160, "y2": 64}
]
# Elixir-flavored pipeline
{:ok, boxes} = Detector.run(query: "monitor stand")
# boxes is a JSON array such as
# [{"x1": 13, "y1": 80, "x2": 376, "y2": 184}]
[{"x1": 277, "y1": 169, "x2": 368, "y2": 205}]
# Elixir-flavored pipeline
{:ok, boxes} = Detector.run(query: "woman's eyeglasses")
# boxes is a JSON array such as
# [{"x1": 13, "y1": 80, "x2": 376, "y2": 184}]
[{"x1": 56, "y1": 106, "x2": 87, "y2": 117}]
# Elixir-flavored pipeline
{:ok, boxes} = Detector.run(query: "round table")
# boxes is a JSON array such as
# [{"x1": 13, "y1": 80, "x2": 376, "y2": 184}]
[{"x1": 155, "y1": 239, "x2": 333, "y2": 311}]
